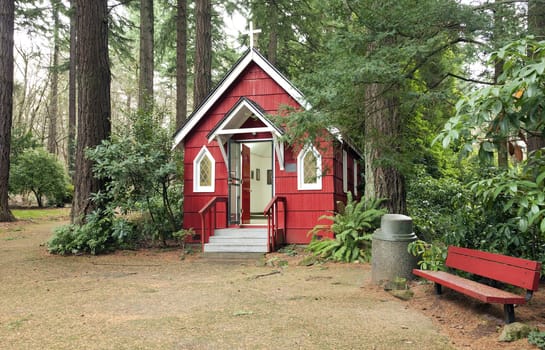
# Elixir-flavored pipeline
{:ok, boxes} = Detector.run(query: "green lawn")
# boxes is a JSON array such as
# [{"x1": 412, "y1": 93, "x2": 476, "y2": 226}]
[{"x1": 11, "y1": 207, "x2": 70, "y2": 220}]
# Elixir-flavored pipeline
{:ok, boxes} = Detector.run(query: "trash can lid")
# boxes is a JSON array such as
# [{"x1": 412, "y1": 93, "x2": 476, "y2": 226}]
[{"x1": 373, "y1": 214, "x2": 416, "y2": 241}]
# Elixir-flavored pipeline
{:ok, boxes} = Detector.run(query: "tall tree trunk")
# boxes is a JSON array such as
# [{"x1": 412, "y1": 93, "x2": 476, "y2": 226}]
[
  {"x1": 494, "y1": 1, "x2": 508, "y2": 167},
  {"x1": 0, "y1": 0, "x2": 15, "y2": 222},
  {"x1": 267, "y1": 1, "x2": 278, "y2": 65},
  {"x1": 193, "y1": 0, "x2": 211, "y2": 108},
  {"x1": 72, "y1": 0, "x2": 111, "y2": 224},
  {"x1": 68, "y1": 0, "x2": 77, "y2": 177},
  {"x1": 47, "y1": 0, "x2": 60, "y2": 155},
  {"x1": 364, "y1": 83, "x2": 406, "y2": 215},
  {"x1": 139, "y1": 0, "x2": 154, "y2": 113},
  {"x1": 527, "y1": 0, "x2": 545, "y2": 152},
  {"x1": 176, "y1": 0, "x2": 187, "y2": 128}
]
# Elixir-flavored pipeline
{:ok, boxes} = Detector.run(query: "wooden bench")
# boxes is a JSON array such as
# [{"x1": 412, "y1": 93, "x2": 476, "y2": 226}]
[{"x1": 412, "y1": 246, "x2": 541, "y2": 324}]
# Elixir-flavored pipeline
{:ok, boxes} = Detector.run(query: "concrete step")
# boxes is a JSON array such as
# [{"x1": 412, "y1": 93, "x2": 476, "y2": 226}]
[
  {"x1": 201, "y1": 252, "x2": 265, "y2": 259},
  {"x1": 203, "y1": 228, "x2": 269, "y2": 253},
  {"x1": 213, "y1": 228, "x2": 267, "y2": 238},
  {"x1": 209, "y1": 234, "x2": 267, "y2": 241},
  {"x1": 208, "y1": 238, "x2": 267, "y2": 246},
  {"x1": 203, "y1": 244, "x2": 268, "y2": 253}
]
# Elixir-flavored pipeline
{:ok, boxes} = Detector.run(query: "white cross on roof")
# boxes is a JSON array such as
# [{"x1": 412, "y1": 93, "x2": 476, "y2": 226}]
[{"x1": 244, "y1": 21, "x2": 262, "y2": 50}]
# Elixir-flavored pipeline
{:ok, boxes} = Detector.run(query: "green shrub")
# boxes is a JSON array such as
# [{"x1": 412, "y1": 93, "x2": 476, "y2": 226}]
[
  {"x1": 407, "y1": 167, "x2": 472, "y2": 242},
  {"x1": 48, "y1": 210, "x2": 141, "y2": 255},
  {"x1": 407, "y1": 239, "x2": 447, "y2": 271},
  {"x1": 9, "y1": 148, "x2": 70, "y2": 207},
  {"x1": 307, "y1": 194, "x2": 386, "y2": 262},
  {"x1": 459, "y1": 152, "x2": 545, "y2": 261},
  {"x1": 86, "y1": 110, "x2": 182, "y2": 246},
  {"x1": 49, "y1": 110, "x2": 184, "y2": 255},
  {"x1": 528, "y1": 330, "x2": 545, "y2": 350}
]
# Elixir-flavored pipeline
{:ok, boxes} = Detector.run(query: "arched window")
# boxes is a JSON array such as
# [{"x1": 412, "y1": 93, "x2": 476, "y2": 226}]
[
  {"x1": 297, "y1": 144, "x2": 322, "y2": 190},
  {"x1": 194, "y1": 146, "x2": 215, "y2": 192}
]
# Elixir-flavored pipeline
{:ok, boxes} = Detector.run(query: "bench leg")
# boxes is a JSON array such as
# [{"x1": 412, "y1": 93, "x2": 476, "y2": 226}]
[
  {"x1": 504, "y1": 304, "x2": 515, "y2": 324},
  {"x1": 434, "y1": 283, "x2": 442, "y2": 295}
]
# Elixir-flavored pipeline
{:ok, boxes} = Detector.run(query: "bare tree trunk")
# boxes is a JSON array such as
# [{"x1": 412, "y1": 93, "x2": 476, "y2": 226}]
[
  {"x1": 267, "y1": 1, "x2": 278, "y2": 66},
  {"x1": 176, "y1": 0, "x2": 187, "y2": 128},
  {"x1": 364, "y1": 83, "x2": 406, "y2": 215},
  {"x1": 527, "y1": 0, "x2": 545, "y2": 152},
  {"x1": 193, "y1": 0, "x2": 211, "y2": 108},
  {"x1": 68, "y1": 0, "x2": 77, "y2": 176},
  {"x1": 72, "y1": 0, "x2": 111, "y2": 224},
  {"x1": 139, "y1": 0, "x2": 154, "y2": 113},
  {"x1": 0, "y1": 0, "x2": 15, "y2": 222},
  {"x1": 493, "y1": 1, "x2": 509, "y2": 167},
  {"x1": 47, "y1": 0, "x2": 60, "y2": 155}
]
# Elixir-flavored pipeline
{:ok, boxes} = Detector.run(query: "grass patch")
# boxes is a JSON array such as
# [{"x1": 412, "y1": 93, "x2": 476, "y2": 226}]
[
  {"x1": 12, "y1": 208, "x2": 70, "y2": 220},
  {"x1": 4, "y1": 236, "x2": 25, "y2": 241},
  {"x1": 7, "y1": 315, "x2": 32, "y2": 330}
]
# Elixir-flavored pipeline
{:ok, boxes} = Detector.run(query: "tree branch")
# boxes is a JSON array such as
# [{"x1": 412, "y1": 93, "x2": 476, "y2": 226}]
[
  {"x1": 443, "y1": 72, "x2": 496, "y2": 85},
  {"x1": 471, "y1": 0, "x2": 528, "y2": 11}
]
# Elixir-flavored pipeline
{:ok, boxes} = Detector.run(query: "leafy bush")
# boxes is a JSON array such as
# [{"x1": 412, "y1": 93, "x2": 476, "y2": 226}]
[
  {"x1": 48, "y1": 208, "x2": 116, "y2": 255},
  {"x1": 407, "y1": 166, "x2": 473, "y2": 242},
  {"x1": 86, "y1": 110, "x2": 182, "y2": 245},
  {"x1": 307, "y1": 194, "x2": 386, "y2": 262},
  {"x1": 407, "y1": 239, "x2": 447, "y2": 271},
  {"x1": 49, "y1": 110, "x2": 183, "y2": 255},
  {"x1": 9, "y1": 148, "x2": 70, "y2": 207},
  {"x1": 464, "y1": 151, "x2": 545, "y2": 261}
]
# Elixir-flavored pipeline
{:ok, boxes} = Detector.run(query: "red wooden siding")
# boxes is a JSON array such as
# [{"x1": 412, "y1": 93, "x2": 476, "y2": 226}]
[
  {"x1": 182, "y1": 61, "x2": 362, "y2": 244},
  {"x1": 183, "y1": 62, "x2": 300, "y2": 235}
]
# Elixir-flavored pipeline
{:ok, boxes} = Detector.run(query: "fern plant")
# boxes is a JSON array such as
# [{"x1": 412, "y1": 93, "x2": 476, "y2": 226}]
[{"x1": 307, "y1": 193, "x2": 386, "y2": 262}]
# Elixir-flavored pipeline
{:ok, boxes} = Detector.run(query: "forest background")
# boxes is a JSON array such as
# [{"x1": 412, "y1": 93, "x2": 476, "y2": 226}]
[{"x1": 1, "y1": 0, "x2": 545, "y2": 263}]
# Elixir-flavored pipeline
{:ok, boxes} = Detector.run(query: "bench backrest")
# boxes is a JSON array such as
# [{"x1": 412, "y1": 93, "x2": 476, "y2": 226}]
[{"x1": 446, "y1": 246, "x2": 542, "y2": 291}]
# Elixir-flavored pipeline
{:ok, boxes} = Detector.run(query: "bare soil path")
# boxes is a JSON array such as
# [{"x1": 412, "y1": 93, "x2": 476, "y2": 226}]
[{"x1": 0, "y1": 216, "x2": 541, "y2": 349}]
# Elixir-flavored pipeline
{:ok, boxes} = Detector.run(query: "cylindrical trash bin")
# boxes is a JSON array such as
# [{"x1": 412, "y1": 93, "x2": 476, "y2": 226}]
[{"x1": 371, "y1": 214, "x2": 418, "y2": 284}]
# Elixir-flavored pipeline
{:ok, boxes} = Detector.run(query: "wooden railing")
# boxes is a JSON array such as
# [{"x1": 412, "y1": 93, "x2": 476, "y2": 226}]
[
  {"x1": 198, "y1": 196, "x2": 228, "y2": 251},
  {"x1": 263, "y1": 196, "x2": 287, "y2": 252}
]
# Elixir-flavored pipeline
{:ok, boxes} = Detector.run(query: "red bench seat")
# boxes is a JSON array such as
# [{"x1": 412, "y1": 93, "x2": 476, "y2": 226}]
[{"x1": 412, "y1": 246, "x2": 541, "y2": 323}]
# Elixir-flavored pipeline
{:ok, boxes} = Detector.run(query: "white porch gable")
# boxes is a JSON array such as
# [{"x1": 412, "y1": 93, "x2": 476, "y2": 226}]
[{"x1": 207, "y1": 97, "x2": 286, "y2": 171}]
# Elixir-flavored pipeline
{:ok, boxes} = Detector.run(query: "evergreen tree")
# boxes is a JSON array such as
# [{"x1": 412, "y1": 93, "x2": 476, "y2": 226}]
[
  {"x1": 193, "y1": 0, "x2": 211, "y2": 108},
  {"x1": 0, "y1": 0, "x2": 15, "y2": 222},
  {"x1": 295, "y1": 0, "x2": 481, "y2": 214},
  {"x1": 47, "y1": 0, "x2": 61, "y2": 155},
  {"x1": 139, "y1": 0, "x2": 154, "y2": 113},
  {"x1": 68, "y1": 0, "x2": 76, "y2": 176},
  {"x1": 527, "y1": 0, "x2": 545, "y2": 151},
  {"x1": 72, "y1": 0, "x2": 111, "y2": 224},
  {"x1": 176, "y1": 0, "x2": 187, "y2": 127}
]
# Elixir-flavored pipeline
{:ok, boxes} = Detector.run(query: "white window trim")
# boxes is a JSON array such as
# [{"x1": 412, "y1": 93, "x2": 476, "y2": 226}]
[
  {"x1": 193, "y1": 146, "x2": 215, "y2": 192},
  {"x1": 342, "y1": 150, "x2": 348, "y2": 193},
  {"x1": 297, "y1": 144, "x2": 322, "y2": 190}
]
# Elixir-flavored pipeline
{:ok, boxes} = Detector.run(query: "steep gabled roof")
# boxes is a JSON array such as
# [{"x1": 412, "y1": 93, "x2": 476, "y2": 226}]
[{"x1": 172, "y1": 48, "x2": 307, "y2": 148}]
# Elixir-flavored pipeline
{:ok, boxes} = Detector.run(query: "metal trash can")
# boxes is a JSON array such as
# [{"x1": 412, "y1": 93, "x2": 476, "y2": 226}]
[{"x1": 371, "y1": 214, "x2": 418, "y2": 284}]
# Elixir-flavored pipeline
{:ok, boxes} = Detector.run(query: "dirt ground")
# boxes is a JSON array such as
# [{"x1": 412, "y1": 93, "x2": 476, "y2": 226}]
[{"x1": 0, "y1": 216, "x2": 543, "y2": 349}]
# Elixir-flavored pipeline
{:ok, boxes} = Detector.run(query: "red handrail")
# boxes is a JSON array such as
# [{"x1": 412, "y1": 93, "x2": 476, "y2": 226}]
[
  {"x1": 263, "y1": 196, "x2": 287, "y2": 252},
  {"x1": 198, "y1": 196, "x2": 228, "y2": 251}
]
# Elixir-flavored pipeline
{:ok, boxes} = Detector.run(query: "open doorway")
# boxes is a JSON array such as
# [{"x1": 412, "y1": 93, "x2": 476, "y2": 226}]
[{"x1": 228, "y1": 140, "x2": 273, "y2": 225}]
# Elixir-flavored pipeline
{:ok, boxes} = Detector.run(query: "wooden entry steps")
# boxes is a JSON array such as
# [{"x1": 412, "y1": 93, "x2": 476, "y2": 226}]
[{"x1": 203, "y1": 228, "x2": 268, "y2": 253}]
